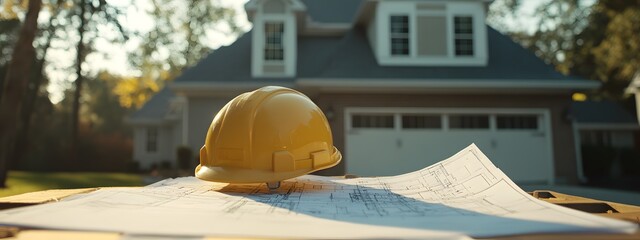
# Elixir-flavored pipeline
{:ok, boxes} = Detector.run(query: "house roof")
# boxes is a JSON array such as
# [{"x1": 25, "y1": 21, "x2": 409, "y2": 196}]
[
  {"x1": 302, "y1": 0, "x2": 363, "y2": 23},
  {"x1": 128, "y1": 87, "x2": 174, "y2": 123},
  {"x1": 173, "y1": 26, "x2": 591, "y2": 85},
  {"x1": 571, "y1": 100, "x2": 637, "y2": 126},
  {"x1": 174, "y1": 30, "x2": 345, "y2": 84}
]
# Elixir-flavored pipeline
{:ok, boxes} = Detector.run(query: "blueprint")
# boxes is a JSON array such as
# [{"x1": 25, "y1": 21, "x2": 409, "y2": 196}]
[{"x1": 0, "y1": 144, "x2": 636, "y2": 239}]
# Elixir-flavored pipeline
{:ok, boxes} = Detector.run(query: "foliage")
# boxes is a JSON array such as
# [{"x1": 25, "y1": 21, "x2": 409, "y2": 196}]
[
  {"x1": 0, "y1": 171, "x2": 143, "y2": 197},
  {"x1": 87, "y1": 72, "x2": 135, "y2": 133},
  {"x1": 131, "y1": 0, "x2": 241, "y2": 75},
  {"x1": 575, "y1": 2, "x2": 640, "y2": 99},
  {"x1": 118, "y1": 0, "x2": 242, "y2": 109},
  {"x1": 111, "y1": 73, "x2": 160, "y2": 109},
  {"x1": 12, "y1": 73, "x2": 134, "y2": 173},
  {"x1": 489, "y1": 0, "x2": 640, "y2": 100}
]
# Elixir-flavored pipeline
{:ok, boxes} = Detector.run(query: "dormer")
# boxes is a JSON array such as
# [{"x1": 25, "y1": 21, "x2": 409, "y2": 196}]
[
  {"x1": 246, "y1": 0, "x2": 304, "y2": 78},
  {"x1": 366, "y1": 1, "x2": 489, "y2": 66}
]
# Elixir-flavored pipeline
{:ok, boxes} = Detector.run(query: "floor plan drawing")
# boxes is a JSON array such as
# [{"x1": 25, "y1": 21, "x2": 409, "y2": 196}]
[{"x1": 0, "y1": 144, "x2": 636, "y2": 239}]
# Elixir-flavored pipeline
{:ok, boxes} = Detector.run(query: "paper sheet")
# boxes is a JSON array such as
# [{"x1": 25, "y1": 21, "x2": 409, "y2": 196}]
[{"x1": 0, "y1": 144, "x2": 636, "y2": 239}]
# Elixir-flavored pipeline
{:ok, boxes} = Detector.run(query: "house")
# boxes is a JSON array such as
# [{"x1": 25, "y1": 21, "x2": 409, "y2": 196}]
[
  {"x1": 571, "y1": 100, "x2": 639, "y2": 181},
  {"x1": 128, "y1": 0, "x2": 603, "y2": 184},
  {"x1": 127, "y1": 88, "x2": 185, "y2": 169}
]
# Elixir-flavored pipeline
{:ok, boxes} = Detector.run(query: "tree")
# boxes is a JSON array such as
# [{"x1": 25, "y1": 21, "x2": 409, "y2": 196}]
[
  {"x1": 489, "y1": 0, "x2": 640, "y2": 100},
  {"x1": 489, "y1": 0, "x2": 591, "y2": 71},
  {"x1": 68, "y1": 0, "x2": 127, "y2": 162},
  {"x1": 117, "y1": 0, "x2": 241, "y2": 109},
  {"x1": 112, "y1": 74, "x2": 160, "y2": 109},
  {"x1": 0, "y1": 19, "x2": 21, "y2": 100},
  {"x1": 10, "y1": 0, "x2": 66, "y2": 170},
  {"x1": 572, "y1": 1, "x2": 640, "y2": 100},
  {"x1": 0, "y1": 0, "x2": 42, "y2": 187}
]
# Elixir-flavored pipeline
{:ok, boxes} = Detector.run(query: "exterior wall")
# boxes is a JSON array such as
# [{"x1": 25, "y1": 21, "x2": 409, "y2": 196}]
[
  {"x1": 132, "y1": 124, "x2": 176, "y2": 169},
  {"x1": 313, "y1": 92, "x2": 579, "y2": 184},
  {"x1": 186, "y1": 97, "x2": 231, "y2": 158}
]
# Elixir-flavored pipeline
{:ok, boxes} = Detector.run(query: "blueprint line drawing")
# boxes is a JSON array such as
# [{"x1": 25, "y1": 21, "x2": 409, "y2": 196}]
[{"x1": 0, "y1": 144, "x2": 636, "y2": 239}]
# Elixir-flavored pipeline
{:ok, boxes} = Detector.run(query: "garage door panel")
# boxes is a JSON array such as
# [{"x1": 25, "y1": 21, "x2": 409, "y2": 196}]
[
  {"x1": 401, "y1": 132, "x2": 494, "y2": 169},
  {"x1": 345, "y1": 109, "x2": 553, "y2": 184},
  {"x1": 347, "y1": 131, "x2": 399, "y2": 176},
  {"x1": 492, "y1": 131, "x2": 550, "y2": 183}
]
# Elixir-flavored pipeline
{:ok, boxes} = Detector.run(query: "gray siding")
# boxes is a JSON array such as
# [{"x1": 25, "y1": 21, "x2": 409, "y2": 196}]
[
  {"x1": 417, "y1": 16, "x2": 447, "y2": 56},
  {"x1": 186, "y1": 97, "x2": 230, "y2": 158},
  {"x1": 132, "y1": 124, "x2": 176, "y2": 169}
]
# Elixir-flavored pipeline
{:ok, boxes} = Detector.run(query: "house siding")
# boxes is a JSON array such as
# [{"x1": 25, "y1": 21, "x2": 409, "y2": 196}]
[
  {"x1": 132, "y1": 125, "x2": 176, "y2": 169},
  {"x1": 313, "y1": 92, "x2": 579, "y2": 184},
  {"x1": 186, "y1": 97, "x2": 231, "y2": 157}
]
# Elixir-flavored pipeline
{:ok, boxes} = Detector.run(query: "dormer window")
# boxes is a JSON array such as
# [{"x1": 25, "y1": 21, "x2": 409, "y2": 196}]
[
  {"x1": 454, "y1": 16, "x2": 474, "y2": 56},
  {"x1": 372, "y1": 1, "x2": 488, "y2": 66},
  {"x1": 265, "y1": 22, "x2": 284, "y2": 60},
  {"x1": 390, "y1": 15, "x2": 409, "y2": 56},
  {"x1": 249, "y1": 0, "x2": 299, "y2": 77}
]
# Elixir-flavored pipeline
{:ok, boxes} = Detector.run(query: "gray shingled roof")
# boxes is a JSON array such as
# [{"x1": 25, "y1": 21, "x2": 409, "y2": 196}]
[
  {"x1": 312, "y1": 27, "x2": 583, "y2": 80},
  {"x1": 571, "y1": 101, "x2": 637, "y2": 124},
  {"x1": 174, "y1": 30, "x2": 345, "y2": 83},
  {"x1": 302, "y1": 0, "x2": 363, "y2": 23},
  {"x1": 129, "y1": 87, "x2": 174, "y2": 121},
  {"x1": 174, "y1": 26, "x2": 586, "y2": 83}
]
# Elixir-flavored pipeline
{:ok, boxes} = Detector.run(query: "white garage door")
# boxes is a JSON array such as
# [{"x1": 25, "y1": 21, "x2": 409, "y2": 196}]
[{"x1": 345, "y1": 108, "x2": 554, "y2": 184}]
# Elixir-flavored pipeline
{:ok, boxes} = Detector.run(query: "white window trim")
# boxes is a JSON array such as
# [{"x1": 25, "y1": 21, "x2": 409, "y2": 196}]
[
  {"x1": 374, "y1": 1, "x2": 488, "y2": 66},
  {"x1": 389, "y1": 15, "x2": 410, "y2": 56},
  {"x1": 146, "y1": 127, "x2": 159, "y2": 153},
  {"x1": 344, "y1": 107, "x2": 555, "y2": 184},
  {"x1": 251, "y1": 1, "x2": 297, "y2": 78},
  {"x1": 453, "y1": 15, "x2": 475, "y2": 57}
]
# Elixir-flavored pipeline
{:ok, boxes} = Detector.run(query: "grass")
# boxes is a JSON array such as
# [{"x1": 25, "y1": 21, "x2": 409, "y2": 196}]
[{"x1": 0, "y1": 171, "x2": 145, "y2": 197}]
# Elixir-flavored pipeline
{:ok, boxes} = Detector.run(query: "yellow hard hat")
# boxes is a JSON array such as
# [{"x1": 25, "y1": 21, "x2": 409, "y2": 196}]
[{"x1": 195, "y1": 86, "x2": 342, "y2": 185}]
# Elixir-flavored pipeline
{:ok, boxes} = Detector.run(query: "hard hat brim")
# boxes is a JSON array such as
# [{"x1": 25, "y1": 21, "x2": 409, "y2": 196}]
[{"x1": 195, "y1": 147, "x2": 342, "y2": 183}]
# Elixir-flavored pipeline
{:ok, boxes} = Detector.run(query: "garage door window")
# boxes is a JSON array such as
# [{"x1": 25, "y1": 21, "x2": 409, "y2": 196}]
[
  {"x1": 352, "y1": 115, "x2": 394, "y2": 128},
  {"x1": 497, "y1": 115, "x2": 538, "y2": 130},
  {"x1": 449, "y1": 115, "x2": 489, "y2": 129},
  {"x1": 402, "y1": 115, "x2": 441, "y2": 129}
]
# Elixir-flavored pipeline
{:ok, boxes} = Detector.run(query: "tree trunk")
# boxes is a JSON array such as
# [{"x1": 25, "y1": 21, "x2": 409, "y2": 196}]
[
  {"x1": 71, "y1": 1, "x2": 87, "y2": 163},
  {"x1": 0, "y1": 0, "x2": 42, "y2": 187},
  {"x1": 11, "y1": 9, "x2": 58, "y2": 169}
]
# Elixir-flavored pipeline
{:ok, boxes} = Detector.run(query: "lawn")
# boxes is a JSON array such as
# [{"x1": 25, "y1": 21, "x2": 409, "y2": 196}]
[{"x1": 0, "y1": 171, "x2": 145, "y2": 197}]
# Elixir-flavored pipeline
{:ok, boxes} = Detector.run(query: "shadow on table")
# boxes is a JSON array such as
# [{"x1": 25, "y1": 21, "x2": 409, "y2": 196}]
[{"x1": 217, "y1": 179, "x2": 625, "y2": 238}]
